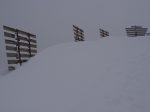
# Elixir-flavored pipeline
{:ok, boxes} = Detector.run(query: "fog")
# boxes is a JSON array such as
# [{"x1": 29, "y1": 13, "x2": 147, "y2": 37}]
[{"x1": 0, "y1": 0, "x2": 150, "y2": 51}]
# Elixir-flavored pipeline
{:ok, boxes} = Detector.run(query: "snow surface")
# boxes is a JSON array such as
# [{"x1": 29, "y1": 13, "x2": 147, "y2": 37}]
[{"x1": 0, "y1": 36, "x2": 150, "y2": 112}]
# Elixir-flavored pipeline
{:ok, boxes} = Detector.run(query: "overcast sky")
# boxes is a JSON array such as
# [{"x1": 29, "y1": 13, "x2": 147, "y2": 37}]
[{"x1": 0, "y1": 0, "x2": 150, "y2": 51}]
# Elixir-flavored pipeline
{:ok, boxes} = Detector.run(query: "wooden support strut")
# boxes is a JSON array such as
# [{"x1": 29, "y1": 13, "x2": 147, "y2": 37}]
[
  {"x1": 27, "y1": 33, "x2": 32, "y2": 57},
  {"x1": 16, "y1": 29, "x2": 22, "y2": 65}
]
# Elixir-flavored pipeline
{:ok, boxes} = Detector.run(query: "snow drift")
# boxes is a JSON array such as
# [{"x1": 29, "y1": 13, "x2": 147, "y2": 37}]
[{"x1": 0, "y1": 36, "x2": 150, "y2": 112}]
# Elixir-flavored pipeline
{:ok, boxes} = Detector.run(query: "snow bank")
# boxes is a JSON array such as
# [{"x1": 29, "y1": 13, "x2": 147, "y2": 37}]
[{"x1": 0, "y1": 36, "x2": 150, "y2": 112}]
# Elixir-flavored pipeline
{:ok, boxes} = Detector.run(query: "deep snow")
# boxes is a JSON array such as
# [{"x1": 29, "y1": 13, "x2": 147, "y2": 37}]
[{"x1": 0, "y1": 36, "x2": 150, "y2": 112}]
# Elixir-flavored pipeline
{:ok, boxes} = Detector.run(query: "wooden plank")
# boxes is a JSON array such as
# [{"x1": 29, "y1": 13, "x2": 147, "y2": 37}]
[
  {"x1": 74, "y1": 36, "x2": 84, "y2": 40},
  {"x1": 8, "y1": 60, "x2": 18, "y2": 64},
  {"x1": 100, "y1": 29, "x2": 109, "y2": 35},
  {"x1": 73, "y1": 27, "x2": 84, "y2": 32},
  {"x1": 30, "y1": 44, "x2": 37, "y2": 48},
  {"x1": 4, "y1": 32, "x2": 15, "y2": 38},
  {"x1": 127, "y1": 35, "x2": 137, "y2": 37},
  {"x1": 29, "y1": 34, "x2": 36, "y2": 38},
  {"x1": 127, "y1": 35, "x2": 145, "y2": 37},
  {"x1": 19, "y1": 42, "x2": 37, "y2": 48},
  {"x1": 127, "y1": 31, "x2": 147, "y2": 33},
  {"x1": 3, "y1": 26, "x2": 16, "y2": 32},
  {"x1": 31, "y1": 54, "x2": 35, "y2": 57},
  {"x1": 73, "y1": 25, "x2": 83, "y2": 32},
  {"x1": 126, "y1": 28, "x2": 147, "y2": 31},
  {"x1": 19, "y1": 48, "x2": 37, "y2": 53},
  {"x1": 18, "y1": 36, "x2": 37, "y2": 43},
  {"x1": 74, "y1": 32, "x2": 84, "y2": 36},
  {"x1": 100, "y1": 32, "x2": 109, "y2": 35},
  {"x1": 8, "y1": 59, "x2": 28, "y2": 64},
  {"x1": 100, "y1": 30, "x2": 108, "y2": 33},
  {"x1": 73, "y1": 28, "x2": 84, "y2": 33},
  {"x1": 20, "y1": 48, "x2": 29, "y2": 52},
  {"x1": 31, "y1": 49, "x2": 37, "y2": 53},
  {"x1": 127, "y1": 32, "x2": 146, "y2": 34},
  {"x1": 18, "y1": 36, "x2": 28, "y2": 41},
  {"x1": 131, "y1": 26, "x2": 142, "y2": 28},
  {"x1": 126, "y1": 26, "x2": 147, "y2": 28},
  {"x1": 5, "y1": 39, "x2": 17, "y2": 45},
  {"x1": 147, "y1": 33, "x2": 150, "y2": 35},
  {"x1": 101, "y1": 35, "x2": 109, "y2": 37},
  {"x1": 8, "y1": 66, "x2": 15, "y2": 71},
  {"x1": 3, "y1": 25, "x2": 36, "y2": 37},
  {"x1": 127, "y1": 34, "x2": 146, "y2": 36},
  {"x1": 18, "y1": 30, "x2": 36, "y2": 38},
  {"x1": 20, "y1": 53, "x2": 30, "y2": 58},
  {"x1": 6, "y1": 46, "x2": 17, "y2": 51},
  {"x1": 74, "y1": 35, "x2": 84, "y2": 39},
  {"x1": 19, "y1": 42, "x2": 29, "y2": 47},
  {"x1": 126, "y1": 30, "x2": 147, "y2": 32},
  {"x1": 22, "y1": 60, "x2": 28, "y2": 62},
  {"x1": 73, "y1": 25, "x2": 78, "y2": 29},
  {"x1": 78, "y1": 29, "x2": 83, "y2": 32},
  {"x1": 17, "y1": 30, "x2": 28, "y2": 36},
  {"x1": 7, "y1": 53, "x2": 17, "y2": 57},
  {"x1": 73, "y1": 28, "x2": 79, "y2": 32},
  {"x1": 126, "y1": 28, "x2": 147, "y2": 29},
  {"x1": 126, "y1": 32, "x2": 146, "y2": 34},
  {"x1": 126, "y1": 30, "x2": 147, "y2": 33},
  {"x1": 20, "y1": 53, "x2": 35, "y2": 58},
  {"x1": 126, "y1": 31, "x2": 147, "y2": 34},
  {"x1": 30, "y1": 38, "x2": 37, "y2": 43},
  {"x1": 17, "y1": 60, "x2": 28, "y2": 64},
  {"x1": 127, "y1": 34, "x2": 145, "y2": 36}
]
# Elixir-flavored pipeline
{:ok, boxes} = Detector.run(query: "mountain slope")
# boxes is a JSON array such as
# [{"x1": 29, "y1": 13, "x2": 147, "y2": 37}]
[{"x1": 0, "y1": 36, "x2": 150, "y2": 112}]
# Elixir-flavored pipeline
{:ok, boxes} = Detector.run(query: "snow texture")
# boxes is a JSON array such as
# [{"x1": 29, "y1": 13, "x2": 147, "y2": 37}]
[{"x1": 0, "y1": 36, "x2": 150, "y2": 112}]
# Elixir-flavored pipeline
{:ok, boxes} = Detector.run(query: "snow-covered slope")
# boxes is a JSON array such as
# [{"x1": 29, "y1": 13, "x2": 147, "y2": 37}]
[{"x1": 0, "y1": 36, "x2": 150, "y2": 112}]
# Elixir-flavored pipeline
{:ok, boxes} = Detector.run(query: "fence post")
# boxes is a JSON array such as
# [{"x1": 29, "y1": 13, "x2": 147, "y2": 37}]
[
  {"x1": 16, "y1": 29, "x2": 22, "y2": 65},
  {"x1": 27, "y1": 33, "x2": 31, "y2": 57}
]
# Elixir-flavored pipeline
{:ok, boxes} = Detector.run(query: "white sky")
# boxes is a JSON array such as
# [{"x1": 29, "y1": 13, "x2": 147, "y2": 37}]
[{"x1": 0, "y1": 0, "x2": 150, "y2": 51}]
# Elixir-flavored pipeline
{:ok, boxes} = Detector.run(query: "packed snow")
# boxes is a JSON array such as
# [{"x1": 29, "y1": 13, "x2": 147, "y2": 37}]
[{"x1": 0, "y1": 36, "x2": 150, "y2": 112}]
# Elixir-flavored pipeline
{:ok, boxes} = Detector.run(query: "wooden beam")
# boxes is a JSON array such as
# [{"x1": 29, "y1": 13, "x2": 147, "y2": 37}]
[
  {"x1": 8, "y1": 60, "x2": 18, "y2": 64},
  {"x1": 18, "y1": 30, "x2": 36, "y2": 38},
  {"x1": 30, "y1": 44, "x2": 37, "y2": 48},
  {"x1": 6, "y1": 46, "x2": 17, "y2": 51},
  {"x1": 30, "y1": 38, "x2": 37, "y2": 43},
  {"x1": 18, "y1": 36, "x2": 28, "y2": 41},
  {"x1": 8, "y1": 66, "x2": 15, "y2": 71},
  {"x1": 5, "y1": 39, "x2": 17, "y2": 45},
  {"x1": 3, "y1": 26, "x2": 16, "y2": 32},
  {"x1": 19, "y1": 48, "x2": 37, "y2": 53},
  {"x1": 7, "y1": 53, "x2": 17, "y2": 57},
  {"x1": 4, "y1": 32, "x2": 15, "y2": 38}
]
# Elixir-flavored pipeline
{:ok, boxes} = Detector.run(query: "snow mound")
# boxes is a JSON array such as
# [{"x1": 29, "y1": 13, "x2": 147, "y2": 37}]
[{"x1": 0, "y1": 37, "x2": 150, "y2": 112}]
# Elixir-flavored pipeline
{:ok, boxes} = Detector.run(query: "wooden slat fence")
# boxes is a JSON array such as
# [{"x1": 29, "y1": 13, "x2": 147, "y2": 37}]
[
  {"x1": 73, "y1": 25, "x2": 84, "y2": 42},
  {"x1": 3, "y1": 25, "x2": 37, "y2": 71},
  {"x1": 126, "y1": 26, "x2": 148, "y2": 37},
  {"x1": 99, "y1": 29, "x2": 109, "y2": 37}
]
